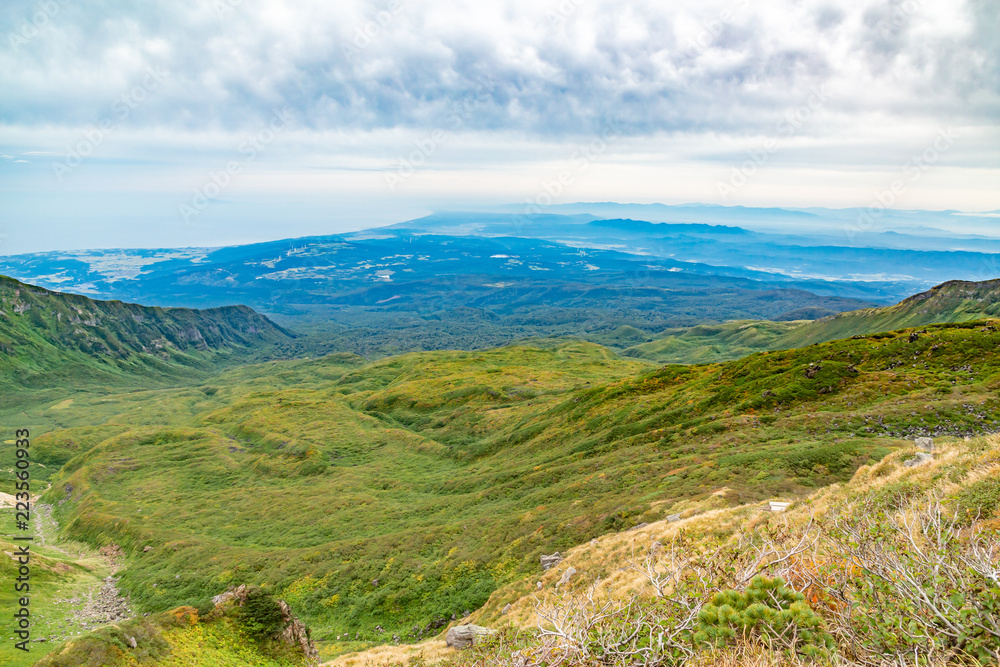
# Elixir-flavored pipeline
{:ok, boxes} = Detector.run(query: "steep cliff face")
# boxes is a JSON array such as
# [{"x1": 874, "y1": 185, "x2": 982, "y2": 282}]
[{"x1": 0, "y1": 275, "x2": 292, "y2": 387}]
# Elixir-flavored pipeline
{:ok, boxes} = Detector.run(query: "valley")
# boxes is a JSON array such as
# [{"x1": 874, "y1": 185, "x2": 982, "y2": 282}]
[{"x1": 2, "y1": 273, "x2": 1000, "y2": 664}]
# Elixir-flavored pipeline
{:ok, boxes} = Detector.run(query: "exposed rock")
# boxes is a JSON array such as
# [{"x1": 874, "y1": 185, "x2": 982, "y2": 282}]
[
  {"x1": 628, "y1": 522, "x2": 649, "y2": 532},
  {"x1": 212, "y1": 584, "x2": 248, "y2": 607},
  {"x1": 557, "y1": 567, "x2": 577, "y2": 587},
  {"x1": 446, "y1": 624, "x2": 496, "y2": 649},
  {"x1": 142, "y1": 545, "x2": 152, "y2": 552},
  {"x1": 904, "y1": 452, "x2": 933, "y2": 467},
  {"x1": 540, "y1": 552, "x2": 563, "y2": 570},
  {"x1": 277, "y1": 599, "x2": 320, "y2": 665},
  {"x1": 666, "y1": 513, "x2": 681, "y2": 522},
  {"x1": 421, "y1": 617, "x2": 448, "y2": 633},
  {"x1": 501, "y1": 603, "x2": 512, "y2": 615},
  {"x1": 915, "y1": 437, "x2": 934, "y2": 452}
]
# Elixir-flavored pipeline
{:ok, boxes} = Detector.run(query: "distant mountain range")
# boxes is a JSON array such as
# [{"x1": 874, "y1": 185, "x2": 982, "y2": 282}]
[{"x1": 1, "y1": 204, "x2": 998, "y2": 359}]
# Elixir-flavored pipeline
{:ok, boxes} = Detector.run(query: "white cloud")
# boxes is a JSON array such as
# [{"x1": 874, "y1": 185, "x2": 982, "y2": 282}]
[
  {"x1": 0, "y1": 0, "x2": 995, "y2": 136},
  {"x1": 0, "y1": 0, "x2": 997, "y2": 253}
]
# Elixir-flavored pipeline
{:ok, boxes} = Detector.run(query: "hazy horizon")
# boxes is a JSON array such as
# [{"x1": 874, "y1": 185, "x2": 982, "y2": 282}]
[{"x1": 2, "y1": 0, "x2": 998, "y2": 255}]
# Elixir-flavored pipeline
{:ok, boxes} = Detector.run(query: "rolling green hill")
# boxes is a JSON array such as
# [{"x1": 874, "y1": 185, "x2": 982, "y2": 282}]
[
  {"x1": 621, "y1": 320, "x2": 803, "y2": 364},
  {"x1": 625, "y1": 279, "x2": 1000, "y2": 364},
  {"x1": 776, "y1": 278, "x2": 1000, "y2": 347},
  {"x1": 0, "y1": 275, "x2": 292, "y2": 399},
  {"x1": 11, "y1": 318, "x2": 1000, "y2": 662}
]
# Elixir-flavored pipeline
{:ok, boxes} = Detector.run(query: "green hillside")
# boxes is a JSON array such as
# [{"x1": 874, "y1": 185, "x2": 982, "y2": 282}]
[
  {"x1": 776, "y1": 278, "x2": 1000, "y2": 347},
  {"x1": 9, "y1": 318, "x2": 998, "y2": 661},
  {"x1": 622, "y1": 320, "x2": 802, "y2": 364},
  {"x1": 625, "y1": 279, "x2": 1000, "y2": 364},
  {"x1": 0, "y1": 275, "x2": 292, "y2": 404}
]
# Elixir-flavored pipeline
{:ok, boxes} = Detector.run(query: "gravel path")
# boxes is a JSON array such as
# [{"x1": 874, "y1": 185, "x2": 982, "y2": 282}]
[{"x1": 31, "y1": 504, "x2": 135, "y2": 642}]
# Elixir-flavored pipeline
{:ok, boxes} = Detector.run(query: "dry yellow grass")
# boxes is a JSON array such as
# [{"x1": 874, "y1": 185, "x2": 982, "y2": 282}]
[{"x1": 326, "y1": 640, "x2": 450, "y2": 667}]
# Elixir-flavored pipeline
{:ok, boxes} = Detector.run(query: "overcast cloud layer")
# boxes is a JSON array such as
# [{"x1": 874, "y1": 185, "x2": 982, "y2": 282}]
[{"x1": 0, "y1": 0, "x2": 998, "y2": 252}]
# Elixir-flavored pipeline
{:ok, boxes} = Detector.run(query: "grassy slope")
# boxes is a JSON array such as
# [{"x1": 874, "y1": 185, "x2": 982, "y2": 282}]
[
  {"x1": 463, "y1": 432, "x2": 1000, "y2": 628},
  {"x1": 776, "y1": 278, "x2": 1000, "y2": 348},
  {"x1": 624, "y1": 279, "x2": 1000, "y2": 364},
  {"x1": 8, "y1": 320, "x2": 998, "y2": 661},
  {"x1": 622, "y1": 320, "x2": 803, "y2": 364},
  {"x1": 338, "y1": 433, "x2": 1000, "y2": 667}
]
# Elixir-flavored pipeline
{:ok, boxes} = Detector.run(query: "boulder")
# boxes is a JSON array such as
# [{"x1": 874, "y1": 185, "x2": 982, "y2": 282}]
[
  {"x1": 540, "y1": 552, "x2": 563, "y2": 570},
  {"x1": 557, "y1": 566, "x2": 577, "y2": 587},
  {"x1": 914, "y1": 437, "x2": 934, "y2": 452},
  {"x1": 904, "y1": 452, "x2": 933, "y2": 467},
  {"x1": 445, "y1": 624, "x2": 496, "y2": 649}
]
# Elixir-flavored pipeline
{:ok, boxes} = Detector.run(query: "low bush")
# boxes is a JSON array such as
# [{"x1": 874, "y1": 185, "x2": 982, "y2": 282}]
[
  {"x1": 238, "y1": 586, "x2": 286, "y2": 640},
  {"x1": 694, "y1": 576, "x2": 833, "y2": 658}
]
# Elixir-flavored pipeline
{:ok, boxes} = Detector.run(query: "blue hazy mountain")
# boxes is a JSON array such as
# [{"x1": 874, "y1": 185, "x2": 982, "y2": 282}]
[{"x1": 1, "y1": 204, "x2": 996, "y2": 357}]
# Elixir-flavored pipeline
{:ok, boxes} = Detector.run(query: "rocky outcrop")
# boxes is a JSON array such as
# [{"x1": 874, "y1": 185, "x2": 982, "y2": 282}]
[
  {"x1": 212, "y1": 585, "x2": 319, "y2": 665},
  {"x1": 540, "y1": 552, "x2": 563, "y2": 570},
  {"x1": 446, "y1": 624, "x2": 496, "y2": 649},
  {"x1": 915, "y1": 437, "x2": 934, "y2": 452},
  {"x1": 278, "y1": 600, "x2": 320, "y2": 665}
]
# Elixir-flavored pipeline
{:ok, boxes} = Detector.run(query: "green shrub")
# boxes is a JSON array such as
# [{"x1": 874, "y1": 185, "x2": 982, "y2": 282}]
[
  {"x1": 869, "y1": 480, "x2": 923, "y2": 510},
  {"x1": 693, "y1": 576, "x2": 834, "y2": 658},
  {"x1": 953, "y1": 478, "x2": 1000, "y2": 524},
  {"x1": 238, "y1": 587, "x2": 286, "y2": 639},
  {"x1": 195, "y1": 597, "x2": 217, "y2": 619}
]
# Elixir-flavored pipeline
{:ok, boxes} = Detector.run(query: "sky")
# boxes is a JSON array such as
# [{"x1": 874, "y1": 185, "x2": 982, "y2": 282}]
[{"x1": 0, "y1": 0, "x2": 998, "y2": 254}]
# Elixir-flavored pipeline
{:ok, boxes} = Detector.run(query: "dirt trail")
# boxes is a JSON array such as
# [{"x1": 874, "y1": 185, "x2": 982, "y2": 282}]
[{"x1": 32, "y1": 504, "x2": 135, "y2": 642}]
